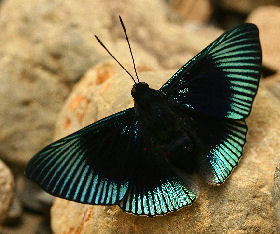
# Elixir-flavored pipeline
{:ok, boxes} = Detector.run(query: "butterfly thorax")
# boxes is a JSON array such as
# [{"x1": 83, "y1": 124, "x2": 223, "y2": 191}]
[{"x1": 131, "y1": 82, "x2": 179, "y2": 140}]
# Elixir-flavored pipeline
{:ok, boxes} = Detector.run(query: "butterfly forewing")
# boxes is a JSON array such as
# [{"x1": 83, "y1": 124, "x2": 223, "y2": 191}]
[
  {"x1": 26, "y1": 109, "x2": 138, "y2": 205},
  {"x1": 160, "y1": 23, "x2": 261, "y2": 120}
]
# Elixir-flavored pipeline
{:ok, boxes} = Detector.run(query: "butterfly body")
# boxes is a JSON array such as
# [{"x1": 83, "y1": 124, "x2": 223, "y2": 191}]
[
  {"x1": 26, "y1": 23, "x2": 262, "y2": 216},
  {"x1": 132, "y1": 82, "x2": 190, "y2": 143},
  {"x1": 131, "y1": 82, "x2": 197, "y2": 173}
]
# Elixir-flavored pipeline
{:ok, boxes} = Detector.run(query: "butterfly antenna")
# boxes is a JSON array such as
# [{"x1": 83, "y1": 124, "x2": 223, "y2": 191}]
[
  {"x1": 94, "y1": 35, "x2": 137, "y2": 84},
  {"x1": 119, "y1": 16, "x2": 140, "y2": 83}
]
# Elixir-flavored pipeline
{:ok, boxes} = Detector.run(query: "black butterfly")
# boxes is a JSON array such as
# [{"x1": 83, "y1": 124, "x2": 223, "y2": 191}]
[{"x1": 26, "y1": 17, "x2": 262, "y2": 217}]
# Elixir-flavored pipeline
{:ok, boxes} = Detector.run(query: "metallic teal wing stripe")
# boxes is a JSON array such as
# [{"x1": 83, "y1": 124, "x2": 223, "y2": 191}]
[
  {"x1": 119, "y1": 177, "x2": 196, "y2": 216},
  {"x1": 208, "y1": 120, "x2": 247, "y2": 184}
]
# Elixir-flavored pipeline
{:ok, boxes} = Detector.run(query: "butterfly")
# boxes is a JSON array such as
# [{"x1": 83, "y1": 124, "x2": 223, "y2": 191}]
[{"x1": 26, "y1": 17, "x2": 262, "y2": 217}]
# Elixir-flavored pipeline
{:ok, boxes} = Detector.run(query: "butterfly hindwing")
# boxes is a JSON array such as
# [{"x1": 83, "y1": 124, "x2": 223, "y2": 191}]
[
  {"x1": 160, "y1": 23, "x2": 261, "y2": 120},
  {"x1": 191, "y1": 116, "x2": 248, "y2": 184},
  {"x1": 118, "y1": 143, "x2": 197, "y2": 216},
  {"x1": 119, "y1": 176, "x2": 196, "y2": 216}
]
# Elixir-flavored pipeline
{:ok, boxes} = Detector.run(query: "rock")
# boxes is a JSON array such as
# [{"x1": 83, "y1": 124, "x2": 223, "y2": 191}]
[
  {"x1": 218, "y1": 0, "x2": 280, "y2": 15},
  {"x1": 36, "y1": 219, "x2": 52, "y2": 234},
  {"x1": 247, "y1": 6, "x2": 280, "y2": 101},
  {"x1": 3, "y1": 196, "x2": 23, "y2": 226},
  {"x1": 261, "y1": 72, "x2": 280, "y2": 101},
  {"x1": 0, "y1": 0, "x2": 221, "y2": 166},
  {"x1": 0, "y1": 160, "x2": 14, "y2": 224},
  {"x1": 19, "y1": 176, "x2": 53, "y2": 213},
  {"x1": 247, "y1": 6, "x2": 280, "y2": 71},
  {"x1": 169, "y1": 0, "x2": 213, "y2": 23},
  {"x1": 51, "y1": 62, "x2": 279, "y2": 233},
  {"x1": 0, "y1": 53, "x2": 69, "y2": 166},
  {"x1": 273, "y1": 163, "x2": 280, "y2": 232}
]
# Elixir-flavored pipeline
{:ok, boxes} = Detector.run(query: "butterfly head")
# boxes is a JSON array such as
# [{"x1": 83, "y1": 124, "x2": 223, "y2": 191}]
[{"x1": 131, "y1": 82, "x2": 150, "y2": 101}]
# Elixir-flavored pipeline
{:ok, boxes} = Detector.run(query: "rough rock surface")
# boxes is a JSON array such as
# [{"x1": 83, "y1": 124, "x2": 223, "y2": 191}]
[
  {"x1": 218, "y1": 0, "x2": 280, "y2": 14},
  {"x1": 0, "y1": 160, "x2": 14, "y2": 224},
  {"x1": 273, "y1": 163, "x2": 280, "y2": 232},
  {"x1": 169, "y1": 0, "x2": 213, "y2": 23},
  {"x1": 247, "y1": 6, "x2": 280, "y2": 71},
  {"x1": 51, "y1": 62, "x2": 279, "y2": 233},
  {"x1": 247, "y1": 6, "x2": 280, "y2": 102},
  {"x1": 0, "y1": 53, "x2": 69, "y2": 166},
  {"x1": 0, "y1": 0, "x2": 222, "y2": 166},
  {"x1": 261, "y1": 71, "x2": 280, "y2": 102}
]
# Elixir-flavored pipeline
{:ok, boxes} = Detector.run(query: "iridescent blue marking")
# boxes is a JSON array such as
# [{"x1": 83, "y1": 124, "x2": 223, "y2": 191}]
[
  {"x1": 46, "y1": 142, "x2": 82, "y2": 189},
  {"x1": 230, "y1": 80, "x2": 258, "y2": 89},
  {"x1": 212, "y1": 43, "x2": 259, "y2": 56},
  {"x1": 219, "y1": 144, "x2": 238, "y2": 164},
  {"x1": 156, "y1": 187, "x2": 167, "y2": 214},
  {"x1": 148, "y1": 190, "x2": 155, "y2": 215},
  {"x1": 105, "y1": 183, "x2": 113, "y2": 204},
  {"x1": 100, "y1": 180, "x2": 108, "y2": 203},
  {"x1": 88, "y1": 174, "x2": 99, "y2": 203},
  {"x1": 161, "y1": 182, "x2": 173, "y2": 211},
  {"x1": 130, "y1": 192, "x2": 136, "y2": 214},
  {"x1": 142, "y1": 193, "x2": 149, "y2": 214},
  {"x1": 212, "y1": 50, "x2": 258, "y2": 59},
  {"x1": 80, "y1": 171, "x2": 93, "y2": 203},
  {"x1": 94, "y1": 179, "x2": 104, "y2": 203},
  {"x1": 137, "y1": 193, "x2": 143, "y2": 214},
  {"x1": 210, "y1": 38, "x2": 256, "y2": 53},
  {"x1": 215, "y1": 56, "x2": 261, "y2": 63},
  {"x1": 73, "y1": 165, "x2": 89, "y2": 200},
  {"x1": 57, "y1": 150, "x2": 85, "y2": 195},
  {"x1": 30, "y1": 140, "x2": 78, "y2": 178},
  {"x1": 223, "y1": 68, "x2": 259, "y2": 74},
  {"x1": 165, "y1": 181, "x2": 179, "y2": 209},
  {"x1": 152, "y1": 189, "x2": 162, "y2": 214},
  {"x1": 66, "y1": 160, "x2": 86, "y2": 199}
]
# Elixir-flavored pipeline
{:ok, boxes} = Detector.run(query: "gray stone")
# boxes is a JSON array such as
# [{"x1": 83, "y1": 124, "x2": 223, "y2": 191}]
[{"x1": 19, "y1": 176, "x2": 53, "y2": 213}]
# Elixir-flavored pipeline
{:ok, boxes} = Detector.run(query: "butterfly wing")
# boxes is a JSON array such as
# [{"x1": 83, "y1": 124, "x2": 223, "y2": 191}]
[
  {"x1": 118, "y1": 144, "x2": 197, "y2": 216},
  {"x1": 190, "y1": 115, "x2": 248, "y2": 184},
  {"x1": 160, "y1": 23, "x2": 261, "y2": 120},
  {"x1": 26, "y1": 108, "x2": 197, "y2": 215},
  {"x1": 26, "y1": 108, "x2": 136, "y2": 205}
]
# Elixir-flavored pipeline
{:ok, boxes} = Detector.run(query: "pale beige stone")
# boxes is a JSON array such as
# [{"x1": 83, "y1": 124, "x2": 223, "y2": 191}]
[
  {"x1": 247, "y1": 6, "x2": 280, "y2": 71},
  {"x1": 273, "y1": 163, "x2": 280, "y2": 232},
  {"x1": 51, "y1": 61, "x2": 278, "y2": 233},
  {"x1": 219, "y1": 0, "x2": 280, "y2": 14},
  {"x1": 169, "y1": 0, "x2": 213, "y2": 23},
  {"x1": 0, "y1": 160, "x2": 14, "y2": 224}
]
